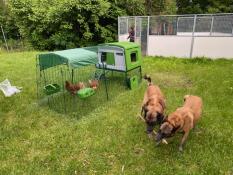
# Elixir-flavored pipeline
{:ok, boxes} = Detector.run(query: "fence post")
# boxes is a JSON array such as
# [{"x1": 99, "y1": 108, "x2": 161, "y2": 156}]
[
  {"x1": 210, "y1": 15, "x2": 214, "y2": 36},
  {"x1": 127, "y1": 18, "x2": 129, "y2": 35},
  {"x1": 118, "y1": 16, "x2": 120, "y2": 41},
  {"x1": 146, "y1": 16, "x2": 150, "y2": 56},
  {"x1": 232, "y1": 24, "x2": 233, "y2": 36},
  {"x1": 1, "y1": 25, "x2": 9, "y2": 52},
  {"x1": 134, "y1": 16, "x2": 136, "y2": 42},
  {"x1": 190, "y1": 15, "x2": 197, "y2": 58},
  {"x1": 176, "y1": 17, "x2": 179, "y2": 33}
]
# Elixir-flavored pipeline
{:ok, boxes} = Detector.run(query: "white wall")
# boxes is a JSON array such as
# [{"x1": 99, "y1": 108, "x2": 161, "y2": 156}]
[
  {"x1": 147, "y1": 36, "x2": 192, "y2": 58},
  {"x1": 119, "y1": 34, "x2": 233, "y2": 59},
  {"x1": 192, "y1": 37, "x2": 233, "y2": 59},
  {"x1": 118, "y1": 34, "x2": 129, "y2": 42},
  {"x1": 147, "y1": 36, "x2": 233, "y2": 59}
]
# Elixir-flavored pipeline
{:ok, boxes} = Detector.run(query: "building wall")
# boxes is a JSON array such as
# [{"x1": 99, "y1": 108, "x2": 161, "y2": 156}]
[
  {"x1": 147, "y1": 36, "x2": 192, "y2": 58},
  {"x1": 192, "y1": 37, "x2": 233, "y2": 59},
  {"x1": 118, "y1": 34, "x2": 129, "y2": 42},
  {"x1": 146, "y1": 36, "x2": 233, "y2": 59}
]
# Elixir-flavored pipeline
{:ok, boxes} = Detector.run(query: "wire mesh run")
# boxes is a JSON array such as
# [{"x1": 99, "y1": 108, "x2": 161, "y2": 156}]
[
  {"x1": 119, "y1": 13, "x2": 233, "y2": 37},
  {"x1": 36, "y1": 58, "x2": 141, "y2": 116}
]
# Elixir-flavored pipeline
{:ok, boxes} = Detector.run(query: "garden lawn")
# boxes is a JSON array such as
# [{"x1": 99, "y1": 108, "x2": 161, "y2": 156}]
[{"x1": 0, "y1": 51, "x2": 233, "y2": 175}]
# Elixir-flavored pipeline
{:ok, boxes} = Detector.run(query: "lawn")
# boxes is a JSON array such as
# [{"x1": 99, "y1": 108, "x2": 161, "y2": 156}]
[{"x1": 0, "y1": 51, "x2": 233, "y2": 175}]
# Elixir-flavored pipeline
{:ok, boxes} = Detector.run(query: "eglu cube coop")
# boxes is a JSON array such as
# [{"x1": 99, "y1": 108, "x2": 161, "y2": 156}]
[
  {"x1": 36, "y1": 42, "x2": 142, "y2": 114},
  {"x1": 96, "y1": 42, "x2": 142, "y2": 89}
]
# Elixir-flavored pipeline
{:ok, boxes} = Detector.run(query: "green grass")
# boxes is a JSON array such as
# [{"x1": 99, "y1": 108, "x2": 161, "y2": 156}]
[{"x1": 0, "y1": 51, "x2": 233, "y2": 175}]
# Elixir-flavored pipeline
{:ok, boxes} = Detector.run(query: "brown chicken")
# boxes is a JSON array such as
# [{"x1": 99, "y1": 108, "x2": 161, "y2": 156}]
[
  {"x1": 75, "y1": 82, "x2": 85, "y2": 90},
  {"x1": 88, "y1": 79, "x2": 99, "y2": 90},
  {"x1": 65, "y1": 81, "x2": 85, "y2": 95}
]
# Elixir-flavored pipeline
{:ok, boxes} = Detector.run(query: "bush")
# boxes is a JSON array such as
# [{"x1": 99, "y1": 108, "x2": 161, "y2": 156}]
[{"x1": 9, "y1": 0, "x2": 125, "y2": 50}]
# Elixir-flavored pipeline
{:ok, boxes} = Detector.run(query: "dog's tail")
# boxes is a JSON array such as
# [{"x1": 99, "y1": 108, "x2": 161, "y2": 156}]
[{"x1": 143, "y1": 74, "x2": 152, "y2": 85}]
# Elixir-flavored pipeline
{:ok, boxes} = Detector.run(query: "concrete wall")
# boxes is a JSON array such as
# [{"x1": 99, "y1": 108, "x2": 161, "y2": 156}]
[
  {"x1": 147, "y1": 36, "x2": 192, "y2": 58},
  {"x1": 118, "y1": 33, "x2": 233, "y2": 59},
  {"x1": 192, "y1": 37, "x2": 233, "y2": 59},
  {"x1": 118, "y1": 34, "x2": 129, "y2": 42},
  {"x1": 147, "y1": 36, "x2": 233, "y2": 59}
]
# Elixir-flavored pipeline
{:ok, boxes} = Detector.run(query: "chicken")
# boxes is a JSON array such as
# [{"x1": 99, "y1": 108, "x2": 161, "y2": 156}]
[
  {"x1": 88, "y1": 79, "x2": 99, "y2": 90},
  {"x1": 75, "y1": 82, "x2": 85, "y2": 91},
  {"x1": 65, "y1": 81, "x2": 85, "y2": 95}
]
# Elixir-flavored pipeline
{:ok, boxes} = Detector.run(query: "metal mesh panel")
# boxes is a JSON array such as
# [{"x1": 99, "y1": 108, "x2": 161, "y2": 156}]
[
  {"x1": 140, "y1": 17, "x2": 148, "y2": 55},
  {"x1": 145, "y1": 14, "x2": 233, "y2": 36},
  {"x1": 149, "y1": 16, "x2": 178, "y2": 35},
  {"x1": 128, "y1": 17, "x2": 135, "y2": 30},
  {"x1": 119, "y1": 18, "x2": 128, "y2": 35},
  {"x1": 135, "y1": 17, "x2": 141, "y2": 38},
  {"x1": 195, "y1": 16, "x2": 212, "y2": 33},
  {"x1": 177, "y1": 16, "x2": 194, "y2": 33},
  {"x1": 212, "y1": 15, "x2": 233, "y2": 36}
]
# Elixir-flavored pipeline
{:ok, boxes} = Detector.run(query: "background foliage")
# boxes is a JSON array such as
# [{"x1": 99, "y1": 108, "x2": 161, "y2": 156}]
[{"x1": 0, "y1": 0, "x2": 233, "y2": 50}]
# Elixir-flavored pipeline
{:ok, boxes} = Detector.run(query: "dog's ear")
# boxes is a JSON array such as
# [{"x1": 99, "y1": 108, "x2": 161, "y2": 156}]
[
  {"x1": 145, "y1": 98, "x2": 152, "y2": 106},
  {"x1": 184, "y1": 95, "x2": 190, "y2": 102},
  {"x1": 161, "y1": 123, "x2": 173, "y2": 135},
  {"x1": 169, "y1": 120, "x2": 176, "y2": 128},
  {"x1": 161, "y1": 114, "x2": 168, "y2": 123},
  {"x1": 141, "y1": 105, "x2": 148, "y2": 118},
  {"x1": 158, "y1": 98, "x2": 166, "y2": 110},
  {"x1": 146, "y1": 111, "x2": 152, "y2": 121}
]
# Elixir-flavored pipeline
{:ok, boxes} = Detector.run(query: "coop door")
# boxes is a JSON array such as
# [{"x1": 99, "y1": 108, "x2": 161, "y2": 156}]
[
  {"x1": 100, "y1": 52, "x2": 115, "y2": 65},
  {"x1": 115, "y1": 52, "x2": 126, "y2": 71}
]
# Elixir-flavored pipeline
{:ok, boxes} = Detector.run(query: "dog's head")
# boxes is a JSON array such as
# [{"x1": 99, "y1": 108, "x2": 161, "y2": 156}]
[
  {"x1": 144, "y1": 110, "x2": 165, "y2": 133},
  {"x1": 183, "y1": 95, "x2": 190, "y2": 102},
  {"x1": 156, "y1": 119, "x2": 180, "y2": 143},
  {"x1": 156, "y1": 122, "x2": 173, "y2": 142}
]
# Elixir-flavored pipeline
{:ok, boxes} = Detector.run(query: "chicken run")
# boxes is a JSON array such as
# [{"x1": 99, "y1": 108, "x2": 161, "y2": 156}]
[{"x1": 36, "y1": 42, "x2": 142, "y2": 115}]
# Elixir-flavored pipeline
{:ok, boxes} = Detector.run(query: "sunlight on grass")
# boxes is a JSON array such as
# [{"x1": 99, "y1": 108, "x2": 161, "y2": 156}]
[{"x1": 0, "y1": 52, "x2": 233, "y2": 174}]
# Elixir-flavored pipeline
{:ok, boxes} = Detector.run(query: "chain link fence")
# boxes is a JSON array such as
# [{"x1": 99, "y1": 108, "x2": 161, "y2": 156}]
[
  {"x1": 148, "y1": 14, "x2": 233, "y2": 36},
  {"x1": 119, "y1": 13, "x2": 233, "y2": 37},
  {"x1": 118, "y1": 14, "x2": 233, "y2": 58}
]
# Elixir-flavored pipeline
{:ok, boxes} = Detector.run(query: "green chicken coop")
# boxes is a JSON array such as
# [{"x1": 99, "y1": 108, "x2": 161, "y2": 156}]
[
  {"x1": 96, "y1": 42, "x2": 142, "y2": 89},
  {"x1": 36, "y1": 42, "x2": 142, "y2": 114}
]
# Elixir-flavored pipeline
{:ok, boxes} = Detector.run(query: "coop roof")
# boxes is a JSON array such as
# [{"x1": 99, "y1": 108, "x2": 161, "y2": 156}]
[
  {"x1": 103, "y1": 42, "x2": 140, "y2": 50},
  {"x1": 38, "y1": 47, "x2": 98, "y2": 70}
]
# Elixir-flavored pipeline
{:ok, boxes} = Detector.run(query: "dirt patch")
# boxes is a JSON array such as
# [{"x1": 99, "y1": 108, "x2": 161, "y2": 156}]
[{"x1": 151, "y1": 72, "x2": 193, "y2": 88}]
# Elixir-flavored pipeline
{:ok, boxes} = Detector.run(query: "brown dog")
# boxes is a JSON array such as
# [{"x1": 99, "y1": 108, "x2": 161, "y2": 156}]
[
  {"x1": 141, "y1": 75, "x2": 166, "y2": 135},
  {"x1": 156, "y1": 95, "x2": 203, "y2": 151}
]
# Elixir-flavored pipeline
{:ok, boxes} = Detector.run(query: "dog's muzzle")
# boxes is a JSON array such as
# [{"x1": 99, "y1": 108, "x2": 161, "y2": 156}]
[{"x1": 156, "y1": 130, "x2": 171, "y2": 143}]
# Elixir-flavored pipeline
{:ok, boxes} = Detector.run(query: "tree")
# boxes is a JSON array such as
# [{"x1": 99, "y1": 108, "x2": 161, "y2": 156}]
[
  {"x1": 9, "y1": 0, "x2": 124, "y2": 50},
  {"x1": 0, "y1": 0, "x2": 19, "y2": 41},
  {"x1": 176, "y1": 0, "x2": 233, "y2": 14},
  {"x1": 145, "y1": 0, "x2": 177, "y2": 15}
]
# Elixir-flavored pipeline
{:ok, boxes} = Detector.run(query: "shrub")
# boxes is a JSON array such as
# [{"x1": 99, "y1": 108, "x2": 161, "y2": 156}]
[{"x1": 9, "y1": 0, "x2": 124, "y2": 50}]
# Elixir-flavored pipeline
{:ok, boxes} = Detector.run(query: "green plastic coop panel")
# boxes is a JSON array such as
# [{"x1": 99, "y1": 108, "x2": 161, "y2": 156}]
[
  {"x1": 128, "y1": 75, "x2": 139, "y2": 90},
  {"x1": 97, "y1": 46, "x2": 126, "y2": 71},
  {"x1": 98, "y1": 42, "x2": 142, "y2": 71},
  {"x1": 106, "y1": 52, "x2": 115, "y2": 65}
]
